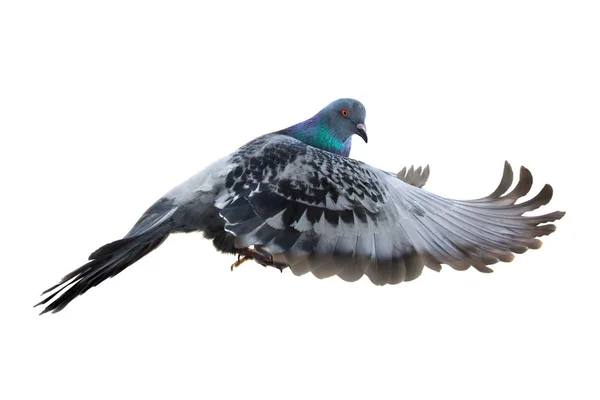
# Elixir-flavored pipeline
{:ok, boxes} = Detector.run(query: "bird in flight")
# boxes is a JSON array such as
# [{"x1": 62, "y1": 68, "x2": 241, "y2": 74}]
[{"x1": 37, "y1": 99, "x2": 564, "y2": 314}]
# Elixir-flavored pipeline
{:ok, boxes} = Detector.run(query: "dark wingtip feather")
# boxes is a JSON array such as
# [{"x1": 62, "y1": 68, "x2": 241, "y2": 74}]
[
  {"x1": 484, "y1": 161, "x2": 514, "y2": 199},
  {"x1": 505, "y1": 166, "x2": 533, "y2": 202},
  {"x1": 516, "y1": 184, "x2": 554, "y2": 212},
  {"x1": 473, "y1": 264, "x2": 494, "y2": 273},
  {"x1": 529, "y1": 239, "x2": 543, "y2": 249},
  {"x1": 423, "y1": 255, "x2": 442, "y2": 272},
  {"x1": 509, "y1": 245, "x2": 529, "y2": 254},
  {"x1": 535, "y1": 224, "x2": 557, "y2": 236},
  {"x1": 497, "y1": 252, "x2": 515, "y2": 263}
]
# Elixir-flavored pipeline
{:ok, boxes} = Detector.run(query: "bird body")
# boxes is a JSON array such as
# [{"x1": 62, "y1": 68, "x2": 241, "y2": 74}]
[{"x1": 37, "y1": 99, "x2": 564, "y2": 313}]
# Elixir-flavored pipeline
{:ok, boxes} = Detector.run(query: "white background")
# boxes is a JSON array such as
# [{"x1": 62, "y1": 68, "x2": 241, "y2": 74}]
[{"x1": 1, "y1": 1, "x2": 598, "y2": 399}]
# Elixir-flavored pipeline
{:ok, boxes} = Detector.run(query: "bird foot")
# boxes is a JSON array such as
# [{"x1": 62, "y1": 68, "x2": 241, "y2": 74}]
[
  {"x1": 230, "y1": 247, "x2": 288, "y2": 272},
  {"x1": 230, "y1": 254, "x2": 252, "y2": 271}
]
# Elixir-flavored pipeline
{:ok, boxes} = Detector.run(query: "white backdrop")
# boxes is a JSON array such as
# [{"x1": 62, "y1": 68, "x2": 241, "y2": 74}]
[{"x1": 2, "y1": 1, "x2": 598, "y2": 399}]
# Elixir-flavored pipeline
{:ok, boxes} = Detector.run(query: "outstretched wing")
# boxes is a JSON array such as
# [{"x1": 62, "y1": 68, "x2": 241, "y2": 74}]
[{"x1": 216, "y1": 134, "x2": 564, "y2": 285}]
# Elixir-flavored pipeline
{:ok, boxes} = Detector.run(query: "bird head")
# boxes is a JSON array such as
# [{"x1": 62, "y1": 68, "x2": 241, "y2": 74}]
[{"x1": 283, "y1": 98, "x2": 367, "y2": 157}]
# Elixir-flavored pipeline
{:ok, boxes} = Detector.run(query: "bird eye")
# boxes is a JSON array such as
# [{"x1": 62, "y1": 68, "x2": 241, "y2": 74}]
[{"x1": 341, "y1": 109, "x2": 349, "y2": 117}]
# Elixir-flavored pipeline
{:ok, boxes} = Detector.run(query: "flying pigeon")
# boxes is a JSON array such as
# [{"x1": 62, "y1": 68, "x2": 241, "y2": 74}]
[{"x1": 37, "y1": 98, "x2": 564, "y2": 313}]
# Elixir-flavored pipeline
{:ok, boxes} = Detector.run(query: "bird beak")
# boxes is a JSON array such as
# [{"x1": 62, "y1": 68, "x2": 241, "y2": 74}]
[{"x1": 355, "y1": 123, "x2": 368, "y2": 143}]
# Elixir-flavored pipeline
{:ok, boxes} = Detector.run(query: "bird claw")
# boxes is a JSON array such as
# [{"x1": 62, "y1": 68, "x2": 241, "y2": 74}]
[
  {"x1": 230, "y1": 247, "x2": 288, "y2": 272},
  {"x1": 230, "y1": 254, "x2": 251, "y2": 271}
]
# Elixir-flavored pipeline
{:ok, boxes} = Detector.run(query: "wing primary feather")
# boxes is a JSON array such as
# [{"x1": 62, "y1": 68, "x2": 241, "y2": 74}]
[{"x1": 480, "y1": 161, "x2": 514, "y2": 200}]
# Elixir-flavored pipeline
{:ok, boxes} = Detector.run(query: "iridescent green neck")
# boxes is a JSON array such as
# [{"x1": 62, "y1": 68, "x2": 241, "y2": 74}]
[{"x1": 284, "y1": 115, "x2": 351, "y2": 156}]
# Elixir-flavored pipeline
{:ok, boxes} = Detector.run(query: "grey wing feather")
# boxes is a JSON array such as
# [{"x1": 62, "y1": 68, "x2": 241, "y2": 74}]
[
  {"x1": 396, "y1": 165, "x2": 430, "y2": 188},
  {"x1": 213, "y1": 134, "x2": 564, "y2": 286}
]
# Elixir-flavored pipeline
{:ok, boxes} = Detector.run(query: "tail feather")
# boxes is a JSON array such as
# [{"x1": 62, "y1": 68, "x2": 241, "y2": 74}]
[
  {"x1": 36, "y1": 234, "x2": 168, "y2": 314},
  {"x1": 87, "y1": 236, "x2": 147, "y2": 260}
]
